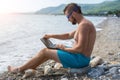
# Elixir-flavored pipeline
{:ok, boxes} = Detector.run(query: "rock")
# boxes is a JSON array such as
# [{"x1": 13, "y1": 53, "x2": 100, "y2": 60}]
[
  {"x1": 114, "y1": 52, "x2": 120, "y2": 59},
  {"x1": 108, "y1": 52, "x2": 114, "y2": 55},
  {"x1": 68, "y1": 66, "x2": 91, "y2": 74},
  {"x1": 90, "y1": 56, "x2": 103, "y2": 67},
  {"x1": 99, "y1": 75, "x2": 111, "y2": 80},
  {"x1": 112, "y1": 74, "x2": 120, "y2": 79},
  {"x1": 54, "y1": 63, "x2": 63, "y2": 69},
  {"x1": 49, "y1": 60, "x2": 55, "y2": 64},
  {"x1": 87, "y1": 66, "x2": 105, "y2": 78},
  {"x1": 61, "y1": 77, "x2": 68, "y2": 80},
  {"x1": 118, "y1": 68, "x2": 120, "y2": 73},
  {"x1": 44, "y1": 65, "x2": 51, "y2": 75},
  {"x1": 17, "y1": 73, "x2": 22, "y2": 76},
  {"x1": 49, "y1": 60, "x2": 56, "y2": 67},
  {"x1": 117, "y1": 52, "x2": 120, "y2": 55},
  {"x1": 108, "y1": 67, "x2": 117, "y2": 74},
  {"x1": 107, "y1": 64, "x2": 120, "y2": 69},
  {"x1": 73, "y1": 73, "x2": 79, "y2": 79},
  {"x1": 22, "y1": 69, "x2": 36, "y2": 79}
]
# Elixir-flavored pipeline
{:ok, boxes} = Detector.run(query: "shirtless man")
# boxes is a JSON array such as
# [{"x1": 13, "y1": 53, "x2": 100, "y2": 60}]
[{"x1": 8, "y1": 3, "x2": 96, "y2": 72}]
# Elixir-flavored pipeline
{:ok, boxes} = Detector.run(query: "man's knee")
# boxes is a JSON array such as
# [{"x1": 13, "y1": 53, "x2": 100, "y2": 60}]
[
  {"x1": 40, "y1": 48, "x2": 60, "y2": 62},
  {"x1": 41, "y1": 48, "x2": 48, "y2": 53},
  {"x1": 40, "y1": 48, "x2": 49, "y2": 57}
]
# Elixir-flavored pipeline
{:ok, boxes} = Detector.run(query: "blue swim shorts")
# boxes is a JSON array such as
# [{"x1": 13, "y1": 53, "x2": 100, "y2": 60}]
[{"x1": 57, "y1": 49, "x2": 91, "y2": 68}]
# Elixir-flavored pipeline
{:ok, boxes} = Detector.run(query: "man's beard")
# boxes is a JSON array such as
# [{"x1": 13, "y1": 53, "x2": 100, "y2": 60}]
[{"x1": 72, "y1": 18, "x2": 77, "y2": 25}]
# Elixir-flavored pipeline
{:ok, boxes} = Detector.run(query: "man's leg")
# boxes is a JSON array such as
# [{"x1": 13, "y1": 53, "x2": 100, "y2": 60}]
[{"x1": 8, "y1": 48, "x2": 60, "y2": 72}]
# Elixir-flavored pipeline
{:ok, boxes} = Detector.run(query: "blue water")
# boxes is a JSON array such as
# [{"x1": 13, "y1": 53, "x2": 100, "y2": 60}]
[{"x1": 0, "y1": 14, "x2": 106, "y2": 73}]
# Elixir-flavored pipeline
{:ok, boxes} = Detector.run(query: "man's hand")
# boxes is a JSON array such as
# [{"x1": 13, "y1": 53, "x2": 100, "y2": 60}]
[
  {"x1": 56, "y1": 44, "x2": 65, "y2": 50},
  {"x1": 43, "y1": 34, "x2": 52, "y2": 39}
]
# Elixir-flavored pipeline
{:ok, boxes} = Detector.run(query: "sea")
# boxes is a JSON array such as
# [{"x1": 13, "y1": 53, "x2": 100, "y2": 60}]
[{"x1": 0, "y1": 14, "x2": 106, "y2": 73}]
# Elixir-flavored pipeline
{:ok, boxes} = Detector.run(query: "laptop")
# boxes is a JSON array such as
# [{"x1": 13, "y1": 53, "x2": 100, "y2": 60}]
[{"x1": 40, "y1": 38, "x2": 58, "y2": 49}]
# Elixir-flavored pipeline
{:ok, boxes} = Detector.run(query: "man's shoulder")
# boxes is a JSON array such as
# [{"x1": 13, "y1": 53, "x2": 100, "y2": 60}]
[
  {"x1": 78, "y1": 21, "x2": 95, "y2": 32},
  {"x1": 80, "y1": 19, "x2": 94, "y2": 27},
  {"x1": 78, "y1": 22, "x2": 90, "y2": 29}
]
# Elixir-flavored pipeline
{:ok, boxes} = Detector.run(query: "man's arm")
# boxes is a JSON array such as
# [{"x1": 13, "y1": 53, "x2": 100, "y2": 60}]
[{"x1": 43, "y1": 30, "x2": 76, "y2": 40}]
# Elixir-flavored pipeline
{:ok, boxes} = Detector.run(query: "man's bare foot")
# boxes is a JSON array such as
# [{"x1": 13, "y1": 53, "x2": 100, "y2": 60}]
[{"x1": 8, "y1": 66, "x2": 20, "y2": 73}]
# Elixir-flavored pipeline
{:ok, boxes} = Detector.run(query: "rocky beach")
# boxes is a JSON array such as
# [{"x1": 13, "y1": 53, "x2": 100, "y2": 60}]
[{"x1": 0, "y1": 17, "x2": 120, "y2": 80}]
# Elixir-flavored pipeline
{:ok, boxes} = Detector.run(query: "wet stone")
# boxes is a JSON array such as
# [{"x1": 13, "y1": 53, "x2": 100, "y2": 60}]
[
  {"x1": 108, "y1": 67, "x2": 118, "y2": 74},
  {"x1": 112, "y1": 74, "x2": 120, "y2": 79},
  {"x1": 98, "y1": 76, "x2": 111, "y2": 80},
  {"x1": 87, "y1": 66, "x2": 105, "y2": 78}
]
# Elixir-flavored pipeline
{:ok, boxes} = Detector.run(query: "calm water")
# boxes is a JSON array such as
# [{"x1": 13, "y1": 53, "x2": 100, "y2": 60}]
[{"x1": 0, "y1": 14, "x2": 106, "y2": 73}]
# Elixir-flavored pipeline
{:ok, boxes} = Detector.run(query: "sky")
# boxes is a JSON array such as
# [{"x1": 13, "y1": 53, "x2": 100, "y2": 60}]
[{"x1": 0, "y1": 0, "x2": 107, "y2": 14}]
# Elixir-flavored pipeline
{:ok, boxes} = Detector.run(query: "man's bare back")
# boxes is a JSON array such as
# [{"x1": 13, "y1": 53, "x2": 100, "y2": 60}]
[{"x1": 73, "y1": 18, "x2": 96, "y2": 57}]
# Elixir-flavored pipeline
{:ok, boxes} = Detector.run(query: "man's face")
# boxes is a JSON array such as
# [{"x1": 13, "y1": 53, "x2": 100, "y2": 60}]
[{"x1": 65, "y1": 11, "x2": 77, "y2": 25}]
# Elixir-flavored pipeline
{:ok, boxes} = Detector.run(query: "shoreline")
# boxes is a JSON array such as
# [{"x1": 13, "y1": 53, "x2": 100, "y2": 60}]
[
  {"x1": 92, "y1": 17, "x2": 120, "y2": 61},
  {"x1": 0, "y1": 17, "x2": 120, "y2": 79}
]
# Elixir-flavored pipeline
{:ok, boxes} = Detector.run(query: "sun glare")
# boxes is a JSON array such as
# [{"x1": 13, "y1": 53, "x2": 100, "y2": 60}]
[{"x1": 0, "y1": 0, "x2": 16, "y2": 14}]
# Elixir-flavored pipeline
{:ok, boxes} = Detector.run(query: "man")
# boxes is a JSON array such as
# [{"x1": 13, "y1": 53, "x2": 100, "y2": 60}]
[{"x1": 8, "y1": 3, "x2": 96, "y2": 73}]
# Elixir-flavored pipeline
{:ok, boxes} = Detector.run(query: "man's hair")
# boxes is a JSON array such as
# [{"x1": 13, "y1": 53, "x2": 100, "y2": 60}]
[{"x1": 63, "y1": 3, "x2": 82, "y2": 14}]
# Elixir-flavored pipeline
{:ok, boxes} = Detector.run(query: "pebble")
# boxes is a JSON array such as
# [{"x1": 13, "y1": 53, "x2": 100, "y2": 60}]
[
  {"x1": 118, "y1": 68, "x2": 120, "y2": 73},
  {"x1": 54, "y1": 63, "x2": 63, "y2": 69},
  {"x1": 68, "y1": 66, "x2": 91, "y2": 74},
  {"x1": 108, "y1": 67, "x2": 117, "y2": 74},
  {"x1": 17, "y1": 73, "x2": 22, "y2": 76},
  {"x1": 90, "y1": 56, "x2": 103, "y2": 67},
  {"x1": 22, "y1": 69, "x2": 36, "y2": 79},
  {"x1": 112, "y1": 74, "x2": 120, "y2": 79},
  {"x1": 61, "y1": 77, "x2": 68, "y2": 80},
  {"x1": 87, "y1": 66, "x2": 104, "y2": 78},
  {"x1": 108, "y1": 52, "x2": 114, "y2": 55},
  {"x1": 1, "y1": 55, "x2": 120, "y2": 80},
  {"x1": 44, "y1": 65, "x2": 51, "y2": 75}
]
